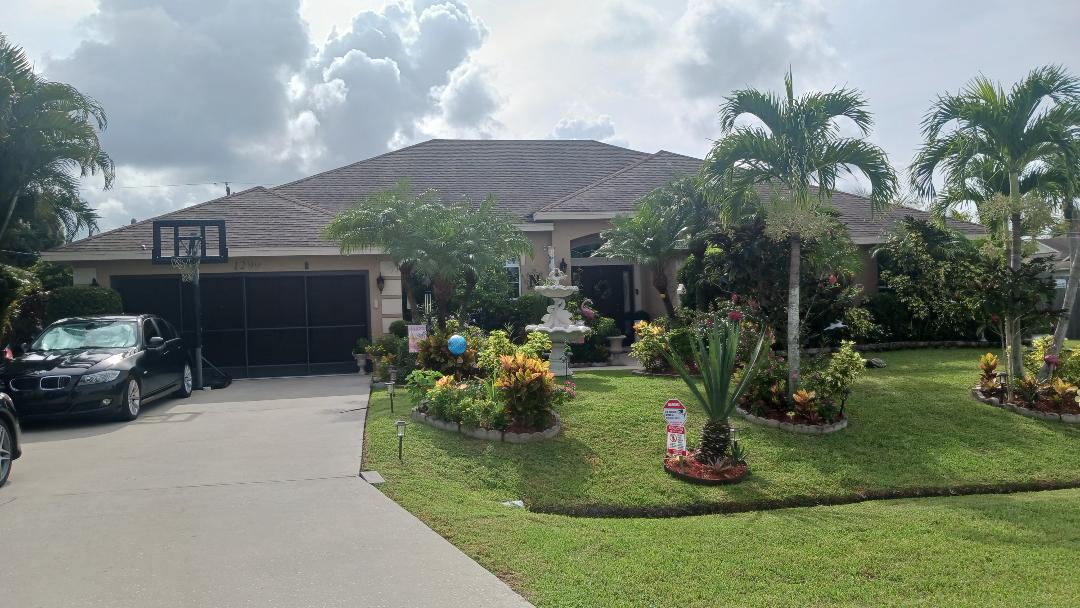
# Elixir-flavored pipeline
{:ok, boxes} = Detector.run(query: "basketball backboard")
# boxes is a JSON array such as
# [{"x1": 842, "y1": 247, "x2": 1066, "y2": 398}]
[{"x1": 151, "y1": 220, "x2": 228, "y2": 264}]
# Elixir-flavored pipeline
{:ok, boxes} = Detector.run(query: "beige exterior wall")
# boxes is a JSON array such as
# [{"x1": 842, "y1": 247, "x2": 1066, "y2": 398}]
[
  {"x1": 68, "y1": 253, "x2": 393, "y2": 338},
  {"x1": 61, "y1": 221, "x2": 881, "y2": 331}
]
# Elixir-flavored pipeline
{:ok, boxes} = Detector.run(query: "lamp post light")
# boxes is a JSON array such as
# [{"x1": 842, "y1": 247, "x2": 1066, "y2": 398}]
[
  {"x1": 395, "y1": 419, "x2": 408, "y2": 461},
  {"x1": 386, "y1": 381, "x2": 396, "y2": 413}
]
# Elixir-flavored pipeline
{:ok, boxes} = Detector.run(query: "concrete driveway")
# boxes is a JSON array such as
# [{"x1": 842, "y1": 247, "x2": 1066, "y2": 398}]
[{"x1": 0, "y1": 375, "x2": 531, "y2": 608}]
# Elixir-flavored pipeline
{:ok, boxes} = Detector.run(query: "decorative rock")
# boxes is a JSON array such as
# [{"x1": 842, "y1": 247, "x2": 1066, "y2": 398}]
[
  {"x1": 866, "y1": 357, "x2": 887, "y2": 369},
  {"x1": 504, "y1": 432, "x2": 528, "y2": 444},
  {"x1": 1062, "y1": 413, "x2": 1080, "y2": 423}
]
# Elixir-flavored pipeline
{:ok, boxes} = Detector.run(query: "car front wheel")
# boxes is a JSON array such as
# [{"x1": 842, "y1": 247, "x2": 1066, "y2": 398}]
[
  {"x1": 175, "y1": 363, "x2": 193, "y2": 398},
  {"x1": 116, "y1": 378, "x2": 142, "y2": 421},
  {"x1": 0, "y1": 421, "x2": 14, "y2": 487}
]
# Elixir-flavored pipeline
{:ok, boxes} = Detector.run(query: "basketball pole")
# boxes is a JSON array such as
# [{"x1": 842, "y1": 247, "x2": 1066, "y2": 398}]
[{"x1": 193, "y1": 262, "x2": 204, "y2": 390}]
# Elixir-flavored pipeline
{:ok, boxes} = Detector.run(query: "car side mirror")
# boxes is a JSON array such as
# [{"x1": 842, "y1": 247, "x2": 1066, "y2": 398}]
[
  {"x1": 20, "y1": 342, "x2": 29, "y2": 353},
  {"x1": 147, "y1": 336, "x2": 165, "y2": 349}
]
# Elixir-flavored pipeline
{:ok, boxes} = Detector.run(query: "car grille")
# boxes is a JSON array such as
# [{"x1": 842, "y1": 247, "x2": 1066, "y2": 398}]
[{"x1": 10, "y1": 376, "x2": 71, "y2": 391}]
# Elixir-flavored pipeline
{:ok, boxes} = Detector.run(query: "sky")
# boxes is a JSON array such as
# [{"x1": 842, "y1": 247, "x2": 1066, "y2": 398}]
[{"x1": 2, "y1": 0, "x2": 1078, "y2": 231}]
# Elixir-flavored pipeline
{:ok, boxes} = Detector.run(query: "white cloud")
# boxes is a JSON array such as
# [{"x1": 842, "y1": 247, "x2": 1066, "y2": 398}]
[{"x1": 550, "y1": 115, "x2": 617, "y2": 141}]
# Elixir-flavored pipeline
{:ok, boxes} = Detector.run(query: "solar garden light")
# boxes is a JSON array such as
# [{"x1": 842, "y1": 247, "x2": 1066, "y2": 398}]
[
  {"x1": 395, "y1": 419, "x2": 408, "y2": 461},
  {"x1": 389, "y1": 365, "x2": 398, "y2": 384},
  {"x1": 386, "y1": 380, "x2": 396, "y2": 413}
]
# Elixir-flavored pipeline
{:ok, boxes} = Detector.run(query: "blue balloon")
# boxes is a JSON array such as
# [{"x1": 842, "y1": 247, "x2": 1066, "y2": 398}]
[{"x1": 447, "y1": 334, "x2": 467, "y2": 356}]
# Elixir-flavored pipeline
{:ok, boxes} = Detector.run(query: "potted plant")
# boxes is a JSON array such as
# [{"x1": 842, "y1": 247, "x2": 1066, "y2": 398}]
[
  {"x1": 663, "y1": 320, "x2": 764, "y2": 483},
  {"x1": 353, "y1": 338, "x2": 371, "y2": 374}
]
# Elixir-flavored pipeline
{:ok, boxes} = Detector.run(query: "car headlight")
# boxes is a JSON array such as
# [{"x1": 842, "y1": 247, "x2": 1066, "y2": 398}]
[{"x1": 80, "y1": 370, "x2": 122, "y2": 385}]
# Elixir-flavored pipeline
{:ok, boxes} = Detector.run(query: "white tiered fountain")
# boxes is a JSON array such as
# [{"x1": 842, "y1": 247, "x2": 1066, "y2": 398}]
[{"x1": 526, "y1": 256, "x2": 590, "y2": 376}]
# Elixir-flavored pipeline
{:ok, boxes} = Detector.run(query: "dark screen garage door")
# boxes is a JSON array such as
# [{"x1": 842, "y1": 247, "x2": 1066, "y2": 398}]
[{"x1": 112, "y1": 272, "x2": 369, "y2": 378}]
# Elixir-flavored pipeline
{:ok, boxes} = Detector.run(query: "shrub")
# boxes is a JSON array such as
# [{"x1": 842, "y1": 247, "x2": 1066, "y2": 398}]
[
  {"x1": 630, "y1": 320, "x2": 668, "y2": 372},
  {"x1": 45, "y1": 285, "x2": 123, "y2": 324},
  {"x1": 978, "y1": 352, "x2": 1001, "y2": 393},
  {"x1": 478, "y1": 329, "x2": 516, "y2": 374},
  {"x1": 388, "y1": 320, "x2": 408, "y2": 338},
  {"x1": 569, "y1": 315, "x2": 616, "y2": 363},
  {"x1": 805, "y1": 341, "x2": 865, "y2": 408},
  {"x1": 1024, "y1": 335, "x2": 1080, "y2": 384},
  {"x1": 496, "y1": 353, "x2": 555, "y2": 429},
  {"x1": 417, "y1": 330, "x2": 482, "y2": 378},
  {"x1": 518, "y1": 331, "x2": 552, "y2": 360},
  {"x1": 405, "y1": 369, "x2": 443, "y2": 404}
]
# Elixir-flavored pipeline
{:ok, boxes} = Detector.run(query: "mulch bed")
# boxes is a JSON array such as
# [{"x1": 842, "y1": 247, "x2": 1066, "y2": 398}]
[{"x1": 663, "y1": 453, "x2": 749, "y2": 485}]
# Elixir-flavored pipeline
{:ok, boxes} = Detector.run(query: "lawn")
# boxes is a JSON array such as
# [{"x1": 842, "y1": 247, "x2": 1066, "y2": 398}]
[
  {"x1": 363, "y1": 348, "x2": 1080, "y2": 606},
  {"x1": 367, "y1": 348, "x2": 1080, "y2": 515}
]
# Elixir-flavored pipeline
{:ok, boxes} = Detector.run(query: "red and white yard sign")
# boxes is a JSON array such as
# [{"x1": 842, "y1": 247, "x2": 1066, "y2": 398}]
[{"x1": 663, "y1": 399, "x2": 688, "y2": 456}]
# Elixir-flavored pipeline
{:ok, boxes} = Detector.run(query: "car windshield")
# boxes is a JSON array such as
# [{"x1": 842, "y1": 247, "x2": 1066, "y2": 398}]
[{"x1": 32, "y1": 320, "x2": 138, "y2": 350}]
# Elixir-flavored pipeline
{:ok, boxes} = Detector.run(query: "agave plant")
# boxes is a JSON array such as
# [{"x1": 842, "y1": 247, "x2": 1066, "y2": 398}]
[{"x1": 664, "y1": 321, "x2": 765, "y2": 465}]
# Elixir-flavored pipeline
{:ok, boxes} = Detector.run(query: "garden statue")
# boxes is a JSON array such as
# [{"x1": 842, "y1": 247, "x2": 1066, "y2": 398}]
[{"x1": 526, "y1": 266, "x2": 590, "y2": 376}]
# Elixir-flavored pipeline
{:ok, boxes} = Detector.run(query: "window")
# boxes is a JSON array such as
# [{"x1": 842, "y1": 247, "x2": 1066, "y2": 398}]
[
  {"x1": 505, "y1": 259, "x2": 521, "y2": 297},
  {"x1": 143, "y1": 319, "x2": 162, "y2": 344},
  {"x1": 157, "y1": 318, "x2": 177, "y2": 340}
]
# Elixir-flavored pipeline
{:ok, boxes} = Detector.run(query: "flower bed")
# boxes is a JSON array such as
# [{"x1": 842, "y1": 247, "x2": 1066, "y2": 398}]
[
  {"x1": 736, "y1": 407, "x2": 849, "y2": 434},
  {"x1": 737, "y1": 341, "x2": 864, "y2": 431},
  {"x1": 970, "y1": 388, "x2": 1080, "y2": 423},
  {"x1": 974, "y1": 350, "x2": 1080, "y2": 424},
  {"x1": 411, "y1": 408, "x2": 562, "y2": 442},
  {"x1": 404, "y1": 323, "x2": 576, "y2": 438},
  {"x1": 663, "y1": 453, "x2": 749, "y2": 485}
]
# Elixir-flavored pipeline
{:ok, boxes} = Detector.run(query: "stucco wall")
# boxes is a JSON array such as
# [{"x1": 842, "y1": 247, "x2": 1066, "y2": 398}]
[{"x1": 68, "y1": 254, "x2": 392, "y2": 337}]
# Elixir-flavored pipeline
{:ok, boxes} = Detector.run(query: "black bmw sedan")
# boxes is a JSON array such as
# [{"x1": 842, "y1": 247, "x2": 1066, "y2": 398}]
[{"x1": 0, "y1": 315, "x2": 192, "y2": 421}]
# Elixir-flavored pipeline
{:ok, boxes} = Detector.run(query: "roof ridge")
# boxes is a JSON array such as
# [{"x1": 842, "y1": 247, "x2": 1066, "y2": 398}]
[
  {"x1": 50, "y1": 186, "x2": 265, "y2": 252},
  {"x1": 262, "y1": 188, "x2": 337, "y2": 217},
  {"x1": 535, "y1": 153, "x2": 662, "y2": 213},
  {"x1": 271, "y1": 139, "x2": 437, "y2": 192}
]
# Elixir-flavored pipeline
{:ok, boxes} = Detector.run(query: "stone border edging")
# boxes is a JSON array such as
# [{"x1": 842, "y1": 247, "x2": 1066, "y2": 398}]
[
  {"x1": 736, "y1": 407, "x2": 848, "y2": 434},
  {"x1": 410, "y1": 409, "x2": 562, "y2": 442},
  {"x1": 970, "y1": 388, "x2": 1080, "y2": 423}
]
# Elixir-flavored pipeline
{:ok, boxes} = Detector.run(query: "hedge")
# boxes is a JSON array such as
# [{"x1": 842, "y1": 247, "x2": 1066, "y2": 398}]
[{"x1": 45, "y1": 286, "x2": 123, "y2": 324}]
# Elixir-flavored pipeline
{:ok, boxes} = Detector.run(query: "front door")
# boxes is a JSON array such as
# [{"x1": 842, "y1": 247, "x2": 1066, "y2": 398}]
[{"x1": 573, "y1": 265, "x2": 634, "y2": 336}]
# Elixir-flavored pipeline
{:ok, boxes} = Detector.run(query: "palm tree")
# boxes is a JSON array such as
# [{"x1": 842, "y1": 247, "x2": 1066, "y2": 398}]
[
  {"x1": 704, "y1": 70, "x2": 898, "y2": 400},
  {"x1": 0, "y1": 35, "x2": 114, "y2": 246},
  {"x1": 324, "y1": 181, "x2": 436, "y2": 320},
  {"x1": 911, "y1": 65, "x2": 1080, "y2": 380},
  {"x1": 450, "y1": 195, "x2": 533, "y2": 313},
  {"x1": 596, "y1": 184, "x2": 688, "y2": 317},
  {"x1": 325, "y1": 181, "x2": 531, "y2": 326}
]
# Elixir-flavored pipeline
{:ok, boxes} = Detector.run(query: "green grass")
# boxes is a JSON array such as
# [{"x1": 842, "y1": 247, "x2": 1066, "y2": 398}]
[
  {"x1": 363, "y1": 348, "x2": 1080, "y2": 606},
  {"x1": 368, "y1": 349, "x2": 1080, "y2": 514}
]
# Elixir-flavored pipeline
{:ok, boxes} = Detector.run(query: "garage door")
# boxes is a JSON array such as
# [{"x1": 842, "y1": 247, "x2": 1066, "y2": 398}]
[{"x1": 112, "y1": 272, "x2": 369, "y2": 378}]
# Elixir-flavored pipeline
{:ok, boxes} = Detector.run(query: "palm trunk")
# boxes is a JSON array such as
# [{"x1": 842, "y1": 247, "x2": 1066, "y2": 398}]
[
  {"x1": 399, "y1": 262, "x2": 417, "y2": 322},
  {"x1": 1044, "y1": 212, "x2": 1080, "y2": 376},
  {"x1": 1006, "y1": 171, "x2": 1024, "y2": 380},
  {"x1": 652, "y1": 264, "x2": 676, "y2": 317},
  {"x1": 786, "y1": 234, "x2": 801, "y2": 403},
  {"x1": 0, "y1": 189, "x2": 21, "y2": 247},
  {"x1": 432, "y1": 277, "x2": 453, "y2": 329}
]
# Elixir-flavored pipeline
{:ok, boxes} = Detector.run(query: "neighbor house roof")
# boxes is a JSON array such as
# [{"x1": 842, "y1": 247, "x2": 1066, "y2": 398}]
[{"x1": 47, "y1": 138, "x2": 986, "y2": 259}]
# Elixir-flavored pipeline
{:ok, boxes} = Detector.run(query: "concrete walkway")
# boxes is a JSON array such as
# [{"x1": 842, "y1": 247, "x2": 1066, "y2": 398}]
[{"x1": 0, "y1": 375, "x2": 531, "y2": 608}]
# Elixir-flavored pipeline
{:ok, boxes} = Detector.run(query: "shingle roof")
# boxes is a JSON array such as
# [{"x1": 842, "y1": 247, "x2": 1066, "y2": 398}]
[
  {"x1": 536, "y1": 151, "x2": 702, "y2": 214},
  {"x1": 50, "y1": 138, "x2": 986, "y2": 256},
  {"x1": 51, "y1": 186, "x2": 334, "y2": 253},
  {"x1": 274, "y1": 138, "x2": 649, "y2": 217}
]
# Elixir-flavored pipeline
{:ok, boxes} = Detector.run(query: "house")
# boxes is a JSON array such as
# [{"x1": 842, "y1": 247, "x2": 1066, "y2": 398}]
[{"x1": 43, "y1": 139, "x2": 984, "y2": 377}]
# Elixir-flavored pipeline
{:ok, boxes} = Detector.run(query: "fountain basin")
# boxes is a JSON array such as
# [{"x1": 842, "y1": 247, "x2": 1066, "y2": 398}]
[{"x1": 534, "y1": 285, "x2": 580, "y2": 299}]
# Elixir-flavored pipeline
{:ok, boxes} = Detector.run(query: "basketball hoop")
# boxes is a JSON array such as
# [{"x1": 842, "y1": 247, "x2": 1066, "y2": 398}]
[
  {"x1": 171, "y1": 255, "x2": 200, "y2": 283},
  {"x1": 172, "y1": 235, "x2": 203, "y2": 283}
]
